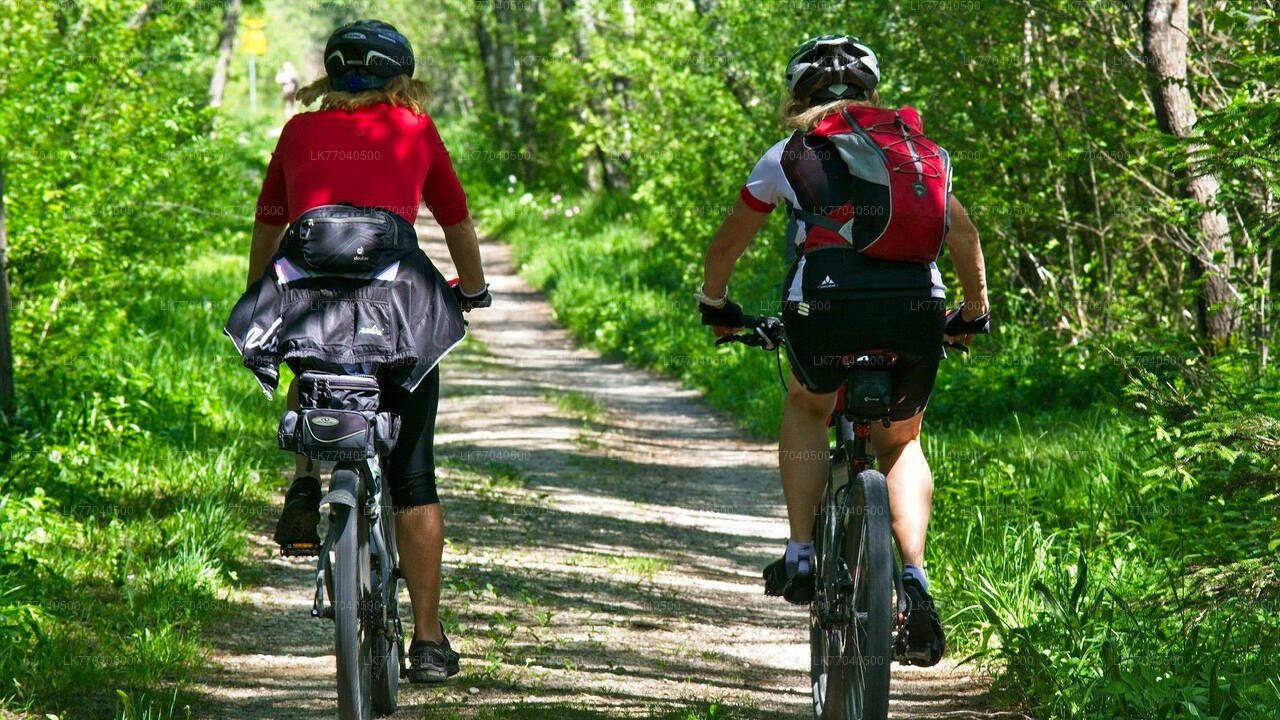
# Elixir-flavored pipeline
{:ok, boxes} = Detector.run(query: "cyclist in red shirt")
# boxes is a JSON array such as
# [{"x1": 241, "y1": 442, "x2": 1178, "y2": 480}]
[{"x1": 244, "y1": 20, "x2": 487, "y2": 683}]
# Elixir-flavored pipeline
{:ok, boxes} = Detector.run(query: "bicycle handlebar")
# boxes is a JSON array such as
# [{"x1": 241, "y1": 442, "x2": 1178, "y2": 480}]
[
  {"x1": 713, "y1": 315, "x2": 785, "y2": 350},
  {"x1": 713, "y1": 314, "x2": 976, "y2": 354}
]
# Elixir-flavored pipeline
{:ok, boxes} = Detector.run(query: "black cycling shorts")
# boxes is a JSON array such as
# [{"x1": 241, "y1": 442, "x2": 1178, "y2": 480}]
[
  {"x1": 378, "y1": 367, "x2": 441, "y2": 509},
  {"x1": 782, "y1": 296, "x2": 945, "y2": 421}
]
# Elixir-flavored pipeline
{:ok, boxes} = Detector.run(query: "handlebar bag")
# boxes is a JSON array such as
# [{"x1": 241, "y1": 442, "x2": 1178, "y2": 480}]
[
  {"x1": 281, "y1": 203, "x2": 418, "y2": 274},
  {"x1": 297, "y1": 408, "x2": 376, "y2": 461}
]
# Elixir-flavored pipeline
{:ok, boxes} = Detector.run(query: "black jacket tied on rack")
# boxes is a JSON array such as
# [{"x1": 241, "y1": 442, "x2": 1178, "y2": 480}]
[{"x1": 224, "y1": 204, "x2": 466, "y2": 397}]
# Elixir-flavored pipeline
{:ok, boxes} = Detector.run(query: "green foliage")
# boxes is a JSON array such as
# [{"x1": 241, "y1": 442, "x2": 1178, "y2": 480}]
[
  {"x1": 1124, "y1": 349, "x2": 1280, "y2": 495},
  {"x1": 0, "y1": 2, "x2": 284, "y2": 715}
]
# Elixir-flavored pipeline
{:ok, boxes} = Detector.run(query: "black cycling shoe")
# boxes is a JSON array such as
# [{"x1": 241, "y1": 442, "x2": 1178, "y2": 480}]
[
  {"x1": 407, "y1": 625, "x2": 460, "y2": 683},
  {"x1": 274, "y1": 476, "x2": 321, "y2": 554},
  {"x1": 895, "y1": 575, "x2": 946, "y2": 666},
  {"x1": 763, "y1": 556, "x2": 815, "y2": 605}
]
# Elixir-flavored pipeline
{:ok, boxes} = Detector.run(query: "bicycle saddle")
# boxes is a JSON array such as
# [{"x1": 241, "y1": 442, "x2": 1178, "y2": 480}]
[{"x1": 840, "y1": 350, "x2": 899, "y2": 369}]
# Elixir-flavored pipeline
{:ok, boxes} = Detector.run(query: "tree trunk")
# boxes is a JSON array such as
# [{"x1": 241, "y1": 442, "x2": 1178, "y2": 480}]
[
  {"x1": 492, "y1": 1, "x2": 519, "y2": 125},
  {"x1": 128, "y1": 0, "x2": 164, "y2": 29},
  {"x1": 474, "y1": 1, "x2": 520, "y2": 153},
  {"x1": 207, "y1": 0, "x2": 242, "y2": 109},
  {"x1": 515, "y1": 0, "x2": 541, "y2": 175},
  {"x1": 561, "y1": 0, "x2": 605, "y2": 191},
  {"x1": 474, "y1": 8, "x2": 500, "y2": 117},
  {"x1": 0, "y1": 165, "x2": 14, "y2": 411},
  {"x1": 1142, "y1": 0, "x2": 1240, "y2": 342},
  {"x1": 602, "y1": 0, "x2": 635, "y2": 190}
]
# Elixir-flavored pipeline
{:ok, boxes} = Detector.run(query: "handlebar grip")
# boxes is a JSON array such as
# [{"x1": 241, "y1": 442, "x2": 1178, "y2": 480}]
[{"x1": 710, "y1": 315, "x2": 783, "y2": 350}]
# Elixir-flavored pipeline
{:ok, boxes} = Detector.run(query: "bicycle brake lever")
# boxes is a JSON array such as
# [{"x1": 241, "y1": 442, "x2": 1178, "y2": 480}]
[{"x1": 754, "y1": 326, "x2": 778, "y2": 351}]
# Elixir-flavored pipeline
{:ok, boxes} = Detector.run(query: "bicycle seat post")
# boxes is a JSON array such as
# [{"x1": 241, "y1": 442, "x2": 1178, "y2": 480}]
[{"x1": 850, "y1": 421, "x2": 875, "y2": 469}]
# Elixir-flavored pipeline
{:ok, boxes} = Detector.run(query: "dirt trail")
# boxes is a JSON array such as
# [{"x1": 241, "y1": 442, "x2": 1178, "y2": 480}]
[{"x1": 191, "y1": 220, "x2": 1009, "y2": 718}]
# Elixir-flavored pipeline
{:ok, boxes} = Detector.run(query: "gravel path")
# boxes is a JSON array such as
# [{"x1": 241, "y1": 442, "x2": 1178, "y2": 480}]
[{"x1": 190, "y1": 220, "x2": 1009, "y2": 719}]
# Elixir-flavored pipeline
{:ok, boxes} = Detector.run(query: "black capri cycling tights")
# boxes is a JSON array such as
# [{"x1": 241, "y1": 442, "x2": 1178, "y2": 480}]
[
  {"x1": 782, "y1": 296, "x2": 946, "y2": 422},
  {"x1": 378, "y1": 367, "x2": 442, "y2": 509}
]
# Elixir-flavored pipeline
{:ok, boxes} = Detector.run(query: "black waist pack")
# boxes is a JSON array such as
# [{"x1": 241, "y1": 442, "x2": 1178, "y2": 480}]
[
  {"x1": 278, "y1": 372, "x2": 400, "y2": 461},
  {"x1": 281, "y1": 204, "x2": 418, "y2": 274}
]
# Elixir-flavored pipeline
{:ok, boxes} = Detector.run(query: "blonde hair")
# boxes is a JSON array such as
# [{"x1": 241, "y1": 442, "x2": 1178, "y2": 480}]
[
  {"x1": 296, "y1": 74, "x2": 431, "y2": 115},
  {"x1": 780, "y1": 91, "x2": 881, "y2": 131}
]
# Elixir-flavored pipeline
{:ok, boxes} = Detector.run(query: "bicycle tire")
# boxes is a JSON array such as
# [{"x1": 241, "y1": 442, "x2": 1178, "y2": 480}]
[
  {"x1": 844, "y1": 469, "x2": 894, "y2": 719},
  {"x1": 371, "y1": 489, "x2": 401, "y2": 716},
  {"x1": 810, "y1": 465, "x2": 894, "y2": 720},
  {"x1": 331, "y1": 468, "x2": 373, "y2": 720}
]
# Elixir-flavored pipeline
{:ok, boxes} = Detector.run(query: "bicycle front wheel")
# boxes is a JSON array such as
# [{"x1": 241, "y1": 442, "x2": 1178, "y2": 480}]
[{"x1": 331, "y1": 468, "x2": 373, "y2": 720}]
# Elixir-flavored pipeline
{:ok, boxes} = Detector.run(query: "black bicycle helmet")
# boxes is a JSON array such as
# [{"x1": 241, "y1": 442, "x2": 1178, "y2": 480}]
[
  {"x1": 324, "y1": 20, "x2": 414, "y2": 92},
  {"x1": 786, "y1": 35, "x2": 880, "y2": 104}
]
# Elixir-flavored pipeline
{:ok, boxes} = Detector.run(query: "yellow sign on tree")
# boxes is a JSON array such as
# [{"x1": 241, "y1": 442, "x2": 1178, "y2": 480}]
[{"x1": 241, "y1": 17, "x2": 267, "y2": 56}]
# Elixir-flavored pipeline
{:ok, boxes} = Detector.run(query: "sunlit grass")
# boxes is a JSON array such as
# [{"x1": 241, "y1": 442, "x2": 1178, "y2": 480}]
[{"x1": 1, "y1": 244, "x2": 282, "y2": 715}]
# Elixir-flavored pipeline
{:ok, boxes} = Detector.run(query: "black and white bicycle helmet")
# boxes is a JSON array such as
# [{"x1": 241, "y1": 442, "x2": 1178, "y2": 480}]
[
  {"x1": 786, "y1": 35, "x2": 880, "y2": 104},
  {"x1": 324, "y1": 20, "x2": 415, "y2": 92}
]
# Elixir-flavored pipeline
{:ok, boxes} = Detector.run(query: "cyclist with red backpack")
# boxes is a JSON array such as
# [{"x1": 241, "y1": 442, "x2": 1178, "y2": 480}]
[{"x1": 697, "y1": 35, "x2": 990, "y2": 666}]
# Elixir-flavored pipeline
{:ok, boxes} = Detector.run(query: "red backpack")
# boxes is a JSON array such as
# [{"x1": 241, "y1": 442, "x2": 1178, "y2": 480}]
[{"x1": 782, "y1": 105, "x2": 951, "y2": 264}]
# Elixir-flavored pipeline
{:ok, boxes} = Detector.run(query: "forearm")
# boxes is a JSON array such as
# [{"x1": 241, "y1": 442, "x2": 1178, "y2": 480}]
[
  {"x1": 702, "y1": 242, "x2": 742, "y2": 300},
  {"x1": 702, "y1": 197, "x2": 767, "y2": 298},
  {"x1": 441, "y1": 216, "x2": 486, "y2": 295},
  {"x1": 943, "y1": 196, "x2": 989, "y2": 314},
  {"x1": 247, "y1": 221, "x2": 287, "y2": 289},
  {"x1": 949, "y1": 233, "x2": 989, "y2": 312}
]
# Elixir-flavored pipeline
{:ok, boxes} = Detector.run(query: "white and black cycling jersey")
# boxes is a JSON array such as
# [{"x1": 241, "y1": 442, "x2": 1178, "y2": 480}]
[{"x1": 741, "y1": 136, "x2": 946, "y2": 302}]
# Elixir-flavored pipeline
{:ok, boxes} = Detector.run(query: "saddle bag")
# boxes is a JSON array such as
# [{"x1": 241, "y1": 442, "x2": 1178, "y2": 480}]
[
  {"x1": 844, "y1": 370, "x2": 893, "y2": 419},
  {"x1": 277, "y1": 372, "x2": 400, "y2": 460},
  {"x1": 282, "y1": 203, "x2": 417, "y2": 274}
]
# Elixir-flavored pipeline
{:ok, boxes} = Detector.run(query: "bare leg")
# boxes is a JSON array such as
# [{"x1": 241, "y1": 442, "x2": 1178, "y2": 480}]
[
  {"x1": 870, "y1": 413, "x2": 932, "y2": 568},
  {"x1": 779, "y1": 373, "x2": 838, "y2": 543},
  {"x1": 396, "y1": 503, "x2": 445, "y2": 643}
]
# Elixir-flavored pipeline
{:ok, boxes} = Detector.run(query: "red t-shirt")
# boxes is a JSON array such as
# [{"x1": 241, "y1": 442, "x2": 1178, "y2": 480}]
[{"x1": 254, "y1": 103, "x2": 469, "y2": 227}]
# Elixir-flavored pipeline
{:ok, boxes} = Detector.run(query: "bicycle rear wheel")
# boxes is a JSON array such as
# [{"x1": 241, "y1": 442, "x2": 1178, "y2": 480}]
[
  {"x1": 811, "y1": 466, "x2": 894, "y2": 720},
  {"x1": 331, "y1": 468, "x2": 373, "y2": 720},
  {"x1": 371, "y1": 490, "x2": 401, "y2": 716}
]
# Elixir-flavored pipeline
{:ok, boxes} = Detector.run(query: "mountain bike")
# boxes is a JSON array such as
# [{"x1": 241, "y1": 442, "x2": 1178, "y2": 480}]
[
  {"x1": 277, "y1": 370, "x2": 406, "y2": 719},
  {"x1": 719, "y1": 314, "x2": 961, "y2": 720}
]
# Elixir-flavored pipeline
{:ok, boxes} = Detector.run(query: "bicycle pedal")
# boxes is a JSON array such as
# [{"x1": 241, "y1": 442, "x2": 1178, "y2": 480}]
[{"x1": 280, "y1": 542, "x2": 320, "y2": 557}]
